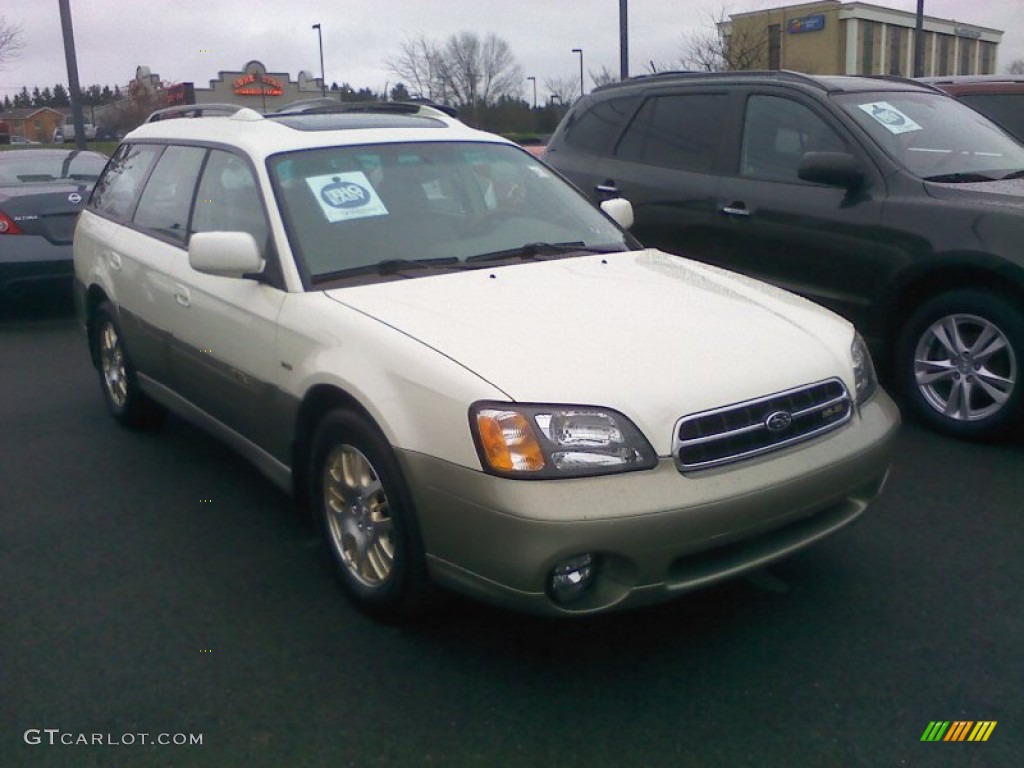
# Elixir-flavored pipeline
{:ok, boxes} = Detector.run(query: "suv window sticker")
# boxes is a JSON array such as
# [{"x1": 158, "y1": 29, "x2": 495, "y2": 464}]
[
  {"x1": 857, "y1": 101, "x2": 922, "y2": 135},
  {"x1": 304, "y1": 170, "x2": 389, "y2": 222}
]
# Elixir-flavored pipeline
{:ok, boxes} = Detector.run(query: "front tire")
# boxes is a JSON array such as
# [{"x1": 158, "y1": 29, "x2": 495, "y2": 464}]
[
  {"x1": 309, "y1": 411, "x2": 432, "y2": 619},
  {"x1": 896, "y1": 289, "x2": 1023, "y2": 440},
  {"x1": 92, "y1": 302, "x2": 165, "y2": 429}
]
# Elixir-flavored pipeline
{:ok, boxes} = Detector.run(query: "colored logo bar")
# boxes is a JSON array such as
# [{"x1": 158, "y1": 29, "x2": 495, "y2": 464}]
[{"x1": 921, "y1": 721, "x2": 997, "y2": 742}]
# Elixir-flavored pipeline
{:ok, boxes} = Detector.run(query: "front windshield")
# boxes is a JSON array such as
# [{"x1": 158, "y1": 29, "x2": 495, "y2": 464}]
[
  {"x1": 268, "y1": 141, "x2": 630, "y2": 283},
  {"x1": 835, "y1": 91, "x2": 1024, "y2": 180}
]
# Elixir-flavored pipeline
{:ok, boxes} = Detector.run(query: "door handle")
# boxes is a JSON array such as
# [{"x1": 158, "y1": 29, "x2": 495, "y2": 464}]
[
  {"x1": 174, "y1": 284, "x2": 191, "y2": 307},
  {"x1": 595, "y1": 182, "x2": 620, "y2": 196},
  {"x1": 721, "y1": 203, "x2": 751, "y2": 217},
  {"x1": 108, "y1": 252, "x2": 122, "y2": 271}
]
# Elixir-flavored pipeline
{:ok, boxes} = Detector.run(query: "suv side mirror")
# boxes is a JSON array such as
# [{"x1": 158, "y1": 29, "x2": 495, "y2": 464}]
[
  {"x1": 798, "y1": 152, "x2": 865, "y2": 190},
  {"x1": 189, "y1": 232, "x2": 265, "y2": 278},
  {"x1": 600, "y1": 197, "x2": 634, "y2": 230}
]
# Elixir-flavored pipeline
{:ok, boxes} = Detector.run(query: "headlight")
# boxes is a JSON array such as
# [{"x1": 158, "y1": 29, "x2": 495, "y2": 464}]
[
  {"x1": 470, "y1": 402, "x2": 657, "y2": 478},
  {"x1": 851, "y1": 332, "x2": 878, "y2": 405}
]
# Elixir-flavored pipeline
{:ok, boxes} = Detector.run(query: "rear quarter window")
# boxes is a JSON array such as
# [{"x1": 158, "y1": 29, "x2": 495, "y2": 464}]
[{"x1": 89, "y1": 143, "x2": 161, "y2": 220}]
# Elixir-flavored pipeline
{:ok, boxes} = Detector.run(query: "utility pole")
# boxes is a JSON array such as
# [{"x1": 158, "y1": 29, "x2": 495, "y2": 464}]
[
  {"x1": 913, "y1": 0, "x2": 925, "y2": 77},
  {"x1": 58, "y1": 0, "x2": 87, "y2": 150},
  {"x1": 619, "y1": 0, "x2": 629, "y2": 80}
]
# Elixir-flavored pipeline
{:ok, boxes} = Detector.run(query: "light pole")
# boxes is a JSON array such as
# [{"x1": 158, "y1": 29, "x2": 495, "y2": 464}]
[
  {"x1": 312, "y1": 23, "x2": 326, "y2": 97},
  {"x1": 913, "y1": 0, "x2": 925, "y2": 77},
  {"x1": 526, "y1": 76, "x2": 537, "y2": 109},
  {"x1": 571, "y1": 48, "x2": 584, "y2": 98},
  {"x1": 619, "y1": 0, "x2": 629, "y2": 80}
]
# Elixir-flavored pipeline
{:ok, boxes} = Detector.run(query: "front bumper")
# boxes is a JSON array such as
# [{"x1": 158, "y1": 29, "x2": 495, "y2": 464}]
[{"x1": 398, "y1": 391, "x2": 900, "y2": 615}]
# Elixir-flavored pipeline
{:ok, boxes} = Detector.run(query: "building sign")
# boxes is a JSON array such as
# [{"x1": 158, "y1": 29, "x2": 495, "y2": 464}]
[
  {"x1": 166, "y1": 82, "x2": 195, "y2": 106},
  {"x1": 954, "y1": 26, "x2": 982, "y2": 39},
  {"x1": 788, "y1": 14, "x2": 825, "y2": 34},
  {"x1": 233, "y1": 73, "x2": 283, "y2": 97}
]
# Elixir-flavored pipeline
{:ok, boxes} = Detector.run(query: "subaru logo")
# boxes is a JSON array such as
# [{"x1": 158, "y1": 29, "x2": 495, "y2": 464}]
[
  {"x1": 765, "y1": 410, "x2": 793, "y2": 432},
  {"x1": 68, "y1": 192, "x2": 82, "y2": 204}
]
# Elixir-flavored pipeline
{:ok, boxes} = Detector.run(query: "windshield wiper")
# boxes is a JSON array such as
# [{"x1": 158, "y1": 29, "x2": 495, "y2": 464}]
[
  {"x1": 311, "y1": 256, "x2": 464, "y2": 284},
  {"x1": 922, "y1": 172, "x2": 1000, "y2": 183},
  {"x1": 376, "y1": 257, "x2": 463, "y2": 274},
  {"x1": 465, "y1": 241, "x2": 616, "y2": 264}
]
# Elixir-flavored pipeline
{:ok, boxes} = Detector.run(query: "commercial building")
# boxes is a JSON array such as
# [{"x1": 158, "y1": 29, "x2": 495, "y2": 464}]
[
  {"x1": 723, "y1": 1, "x2": 1001, "y2": 77},
  {"x1": 131, "y1": 60, "x2": 327, "y2": 112}
]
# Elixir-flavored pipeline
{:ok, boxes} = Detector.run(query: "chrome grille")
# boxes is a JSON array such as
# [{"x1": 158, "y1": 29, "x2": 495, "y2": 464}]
[{"x1": 674, "y1": 378, "x2": 852, "y2": 472}]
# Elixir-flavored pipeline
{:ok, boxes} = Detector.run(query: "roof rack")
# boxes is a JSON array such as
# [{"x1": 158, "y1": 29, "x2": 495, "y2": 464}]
[
  {"x1": 920, "y1": 74, "x2": 1024, "y2": 85},
  {"x1": 593, "y1": 69, "x2": 832, "y2": 94},
  {"x1": 863, "y1": 74, "x2": 942, "y2": 93},
  {"x1": 144, "y1": 103, "x2": 246, "y2": 123},
  {"x1": 277, "y1": 101, "x2": 458, "y2": 119}
]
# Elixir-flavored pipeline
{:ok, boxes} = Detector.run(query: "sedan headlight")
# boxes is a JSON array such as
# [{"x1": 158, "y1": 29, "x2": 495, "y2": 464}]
[
  {"x1": 851, "y1": 332, "x2": 878, "y2": 405},
  {"x1": 470, "y1": 403, "x2": 657, "y2": 478}
]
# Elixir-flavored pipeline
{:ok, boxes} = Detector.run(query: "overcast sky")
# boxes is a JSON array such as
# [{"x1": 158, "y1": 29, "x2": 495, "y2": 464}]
[{"x1": 1, "y1": 1, "x2": 1022, "y2": 101}]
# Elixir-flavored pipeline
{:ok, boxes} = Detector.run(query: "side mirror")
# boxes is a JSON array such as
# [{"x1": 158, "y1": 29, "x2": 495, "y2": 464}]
[
  {"x1": 798, "y1": 152, "x2": 865, "y2": 190},
  {"x1": 600, "y1": 197, "x2": 634, "y2": 230},
  {"x1": 188, "y1": 231, "x2": 265, "y2": 279}
]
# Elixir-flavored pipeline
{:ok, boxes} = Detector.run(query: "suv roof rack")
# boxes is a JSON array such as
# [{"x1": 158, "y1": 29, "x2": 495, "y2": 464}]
[
  {"x1": 144, "y1": 103, "x2": 246, "y2": 123},
  {"x1": 272, "y1": 101, "x2": 458, "y2": 119},
  {"x1": 593, "y1": 69, "x2": 832, "y2": 94}
]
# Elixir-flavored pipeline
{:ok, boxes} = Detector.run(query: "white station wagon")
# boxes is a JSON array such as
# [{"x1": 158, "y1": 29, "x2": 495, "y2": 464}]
[{"x1": 73, "y1": 105, "x2": 899, "y2": 618}]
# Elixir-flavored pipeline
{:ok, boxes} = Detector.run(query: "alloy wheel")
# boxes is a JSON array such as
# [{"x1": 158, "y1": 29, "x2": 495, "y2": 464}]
[
  {"x1": 322, "y1": 444, "x2": 395, "y2": 587},
  {"x1": 98, "y1": 320, "x2": 128, "y2": 408},
  {"x1": 914, "y1": 313, "x2": 1017, "y2": 422}
]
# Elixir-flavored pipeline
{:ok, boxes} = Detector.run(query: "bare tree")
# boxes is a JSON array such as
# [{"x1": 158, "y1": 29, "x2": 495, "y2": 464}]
[
  {"x1": 386, "y1": 31, "x2": 522, "y2": 108},
  {"x1": 386, "y1": 34, "x2": 443, "y2": 100},
  {"x1": 679, "y1": 8, "x2": 766, "y2": 72},
  {"x1": 0, "y1": 16, "x2": 25, "y2": 68},
  {"x1": 590, "y1": 65, "x2": 619, "y2": 88},
  {"x1": 543, "y1": 75, "x2": 579, "y2": 106},
  {"x1": 1008, "y1": 59, "x2": 1024, "y2": 75}
]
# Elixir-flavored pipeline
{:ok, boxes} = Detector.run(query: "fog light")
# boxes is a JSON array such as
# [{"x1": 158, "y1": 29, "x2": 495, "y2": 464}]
[{"x1": 549, "y1": 553, "x2": 597, "y2": 604}]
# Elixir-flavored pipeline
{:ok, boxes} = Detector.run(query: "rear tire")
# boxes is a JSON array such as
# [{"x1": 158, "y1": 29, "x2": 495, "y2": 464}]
[
  {"x1": 896, "y1": 290, "x2": 1023, "y2": 440},
  {"x1": 309, "y1": 410, "x2": 433, "y2": 619},
  {"x1": 92, "y1": 302, "x2": 165, "y2": 429}
]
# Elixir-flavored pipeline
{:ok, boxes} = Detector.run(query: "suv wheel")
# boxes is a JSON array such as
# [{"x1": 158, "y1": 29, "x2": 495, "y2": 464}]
[
  {"x1": 309, "y1": 411, "x2": 432, "y2": 619},
  {"x1": 897, "y1": 290, "x2": 1023, "y2": 440},
  {"x1": 92, "y1": 302, "x2": 165, "y2": 429}
]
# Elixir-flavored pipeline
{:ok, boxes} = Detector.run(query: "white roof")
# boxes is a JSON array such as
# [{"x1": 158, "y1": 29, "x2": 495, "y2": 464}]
[{"x1": 124, "y1": 108, "x2": 511, "y2": 162}]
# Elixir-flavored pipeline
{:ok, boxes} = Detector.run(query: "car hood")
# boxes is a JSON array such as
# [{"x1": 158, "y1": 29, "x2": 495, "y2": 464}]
[
  {"x1": 325, "y1": 250, "x2": 855, "y2": 453},
  {"x1": 924, "y1": 176, "x2": 1024, "y2": 207}
]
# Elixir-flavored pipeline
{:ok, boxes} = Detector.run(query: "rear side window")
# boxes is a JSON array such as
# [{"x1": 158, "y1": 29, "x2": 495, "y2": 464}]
[
  {"x1": 132, "y1": 145, "x2": 206, "y2": 242},
  {"x1": 616, "y1": 93, "x2": 728, "y2": 173},
  {"x1": 564, "y1": 96, "x2": 639, "y2": 154},
  {"x1": 89, "y1": 143, "x2": 161, "y2": 219}
]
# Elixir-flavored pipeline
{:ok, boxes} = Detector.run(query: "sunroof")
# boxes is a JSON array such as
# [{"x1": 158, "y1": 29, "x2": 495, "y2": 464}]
[{"x1": 268, "y1": 113, "x2": 446, "y2": 131}]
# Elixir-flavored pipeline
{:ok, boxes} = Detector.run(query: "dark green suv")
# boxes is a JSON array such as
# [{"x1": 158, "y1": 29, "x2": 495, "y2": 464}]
[{"x1": 545, "y1": 71, "x2": 1024, "y2": 441}]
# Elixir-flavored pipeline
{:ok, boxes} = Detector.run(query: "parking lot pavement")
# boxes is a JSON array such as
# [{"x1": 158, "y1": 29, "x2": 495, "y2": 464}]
[{"x1": 2, "y1": 303, "x2": 1021, "y2": 767}]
